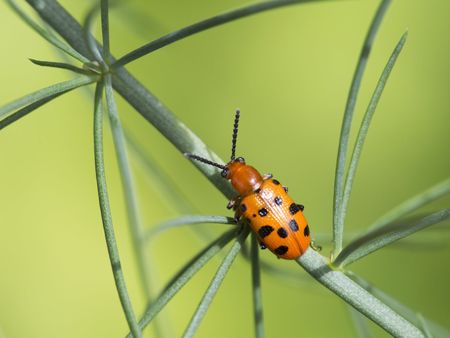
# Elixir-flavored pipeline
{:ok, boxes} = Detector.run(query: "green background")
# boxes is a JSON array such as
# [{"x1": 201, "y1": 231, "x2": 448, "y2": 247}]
[{"x1": 0, "y1": 1, "x2": 449, "y2": 337}]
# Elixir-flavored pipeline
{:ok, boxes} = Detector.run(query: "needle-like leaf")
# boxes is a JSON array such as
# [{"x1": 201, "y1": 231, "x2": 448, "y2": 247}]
[
  {"x1": 6, "y1": 0, "x2": 88, "y2": 63},
  {"x1": 332, "y1": 0, "x2": 392, "y2": 257},
  {"x1": 334, "y1": 208, "x2": 450, "y2": 267},
  {"x1": 29, "y1": 58, "x2": 92, "y2": 75},
  {"x1": 112, "y1": 0, "x2": 325, "y2": 68},
  {"x1": 182, "y1": 228, "x2": 250, "y2": 338},
  {"x1": 334, "y1": 31, "x2": 408, "y2": 258},
  {"x1": 348, "y1": 305, "x2": 373, "y2": 338},
  {"x1": 93, "y1": 81, "x2": 142, "y2": 338},
  {"x1": 145, "y1": 215, "x2": 235, "y2": 242},
  {"x1": 251, "y1": 234, "x2": 265, "y2": 338},
  {"x1": 125, "y1": 229, "x2": 238, "y2": 337},
  {"x1": 0, "y1": 76, "x2": 96, "y2": 120},
  {"x1": 368, "y1": 177, "x2": 450, "y2": 230}
]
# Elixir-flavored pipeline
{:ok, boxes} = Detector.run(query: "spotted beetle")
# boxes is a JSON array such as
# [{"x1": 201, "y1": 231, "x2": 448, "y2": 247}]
[{"x1": 186, "y1": 110, "x2": 310, "y2": 259}]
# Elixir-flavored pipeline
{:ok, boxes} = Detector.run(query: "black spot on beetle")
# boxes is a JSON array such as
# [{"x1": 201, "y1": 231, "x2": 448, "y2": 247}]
[
  {"x1": 258, "y1": 225, "x2": 274, "y2": 238},
  {"x1": 277, "y1": 227, "x2": 288, "y2": 238},
  {"x1": 258, "y1": 208, "x2": 268, "y2": 217},
  {"x1": 239, "y1": 204, "x2": 247, "y2": 212},
  {"x1": 289, "y1": 219, "x2": 299, "y2": 232},
  {"x1": 255, "y1": 188, "x2": 261, "y2": 194},
  {"x1": 289, "y1": 203, "x2": 302, "y2": 215},
  {"x1": 274, "y1": 245, "x2": 289, "y2": 255},
  {"x1": 304, "y1": 225, "x2": 310, "y2": 237},
  {"x1": 272, "y1": 179, "x2": 280, "y2": 185},
  {"x1": 274, "y1": 196, "x2": 282, "y2": 206},
  {"x1": 252, "y1": 214, "x2": 256, "y2": 218}
]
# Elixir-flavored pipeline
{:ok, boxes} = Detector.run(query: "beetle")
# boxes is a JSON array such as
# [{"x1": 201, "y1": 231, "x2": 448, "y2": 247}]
[{"x1": 186, "y1": 110, "x2": 311, "y2": 259}]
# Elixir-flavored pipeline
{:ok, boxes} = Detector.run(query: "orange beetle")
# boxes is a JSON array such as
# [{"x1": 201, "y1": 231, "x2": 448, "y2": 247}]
[{"x1": 186, "y1": 110, "x2": 310, "y2": 259}]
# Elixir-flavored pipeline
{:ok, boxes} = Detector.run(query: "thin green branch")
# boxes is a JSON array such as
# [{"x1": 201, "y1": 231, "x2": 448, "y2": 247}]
[
  {"x1": 0, "y1": 76, "x2": 96, "y2": 119},
  {"x1": 251, "y1": 234, "x2": 265, "y2": 338},
  {"x1": 182, "y1": 228, "x2": 250, "y2": 338},
  {"x1": 6, "y1": 0, "x2": 88, "y2": 63},
  {"x1": 297, "y1": 249, "x2": 424, "y2": 337},
  {"x1": 332, "y1": 0, "x2": 392, "y2": 258},
  {"x1": 334, "y1": 31, "x2": 408, "y2": 258},
  {"x1": 145, "y1": 215, "x2": 235, "y2": 242},
  {"x1": 334, "y1": 208, "x2": 450, "y2": 267},
  {"x1": 112, "y1": 0, "x2": 324, "y2": 69},
  {"x1": 93, "y1": 81, "x2": 142, "y2": 338},
  {"x1": 368, "y1": 177, "x2": 450, "y2": 230},
  {"x1": 125, "y1": 229, "x2": 238, "y2": 338},
  {"x1": 29, "y1": 58, "x2": 92, "y2": 75},
  {"x1": 104, "y1": 75, "x2": 152, "y2": 301}
]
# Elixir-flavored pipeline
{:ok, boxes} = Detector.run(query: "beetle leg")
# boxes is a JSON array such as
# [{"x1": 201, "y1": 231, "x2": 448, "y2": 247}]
[
  {"x1": 226, "y1": 196, "x2": 240, "y2": 210},
  {"x1": 263, "y1": 173, "x2": 273, "y2": 180},
  {"x1": 298, "y1": 204, "x2": 304, "y2": 211},
  {"x1": 283, "y1": 186, "x2": 288, "y2": 192},
  {"x1": 259, "y1": 241, "x2": 267, "y2": 250}
]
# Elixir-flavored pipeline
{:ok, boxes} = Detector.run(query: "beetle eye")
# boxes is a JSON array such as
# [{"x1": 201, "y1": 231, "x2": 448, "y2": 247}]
[
  {"x1": 235, "y1": 157, "x2": 245, "y2": 164},
  {"x1": 221, "y1": 168, "x2": 229, "y2": 178}
]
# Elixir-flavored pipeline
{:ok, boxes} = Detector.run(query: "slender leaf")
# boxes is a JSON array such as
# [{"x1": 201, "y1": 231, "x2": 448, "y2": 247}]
[
  {"x1": 182, "y1": 228, "x2": 250, "y2": 338},
  {"x1": 101, "y1": 0, "x2": 110, "y2": 62},
  {"x1": 251, "y1": 234, "x2": 265, "y2": 338},
  {"x1": 145, "y1": 215, "x2": 235, "y2": 242},
  {"x1": 112, "y1": 0, "x2": 325, "y2": 68},
  {"x1": 334, "y1": 31, "x2": 408, "y2": 259},
  {"x1": 0, "y1": 91, "x2": 63, "y2": 130},
  {"x1": 83, "y1": 2, "x2": 104, "y2": 65},
  {"x1": 332, "y1": 0, "x2": 392, "y2": 258},
  {"x1": 0, "y1": 76, "x2": 96, "y2": 119},
  {"x1": 144, "y1": 215, "x2": 236, "y2": 241},
  {"x1": 417, "y1": 313, "x2": 433, "y2": 338},
  {"x1": 334, "y1": 208, "x2": 450, "y2": 267},
  {"x1": 125, "y1": 229, "x2": 238, "y2": 337},
  {"x1": 297, "y1": 249, "x2": 423, "y2": 337},
  {"x1": 368, "y1": 177, "x2": 450, "y2": 230},
  {"x1": 6, "y1": 0, "x2": 88, "y2": 63},
  {"x1": 104, "y1": 75, "x2": 152, "y2": 302},
  {"x1": 93, "y1": 81, "x2": 142, "y2": 338},
  {"x1": 29, "y1": 58, "x2": 91, "y2": 75},
  {"x1": 348, "y1": 305, "x2": 373, "y2": 338}
]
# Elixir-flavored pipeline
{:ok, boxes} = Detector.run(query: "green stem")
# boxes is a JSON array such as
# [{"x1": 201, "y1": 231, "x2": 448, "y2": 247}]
[{"x1": 93, "y1": 81, "x2": 142, "y2": 338}]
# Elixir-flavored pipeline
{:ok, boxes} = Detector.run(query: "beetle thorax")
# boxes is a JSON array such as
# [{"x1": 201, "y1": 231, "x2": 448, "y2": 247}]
[{"x1": 226, "y1": 162, "x2": 263, "y2": 195}]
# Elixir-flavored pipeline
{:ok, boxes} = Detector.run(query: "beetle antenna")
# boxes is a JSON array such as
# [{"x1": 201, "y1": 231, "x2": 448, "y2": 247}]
[
  {"x1": 185, "y1": 153, "x2": 226, "y2": 170},
  {"x1": 230, "y1": 109, "x2": 240, "y2": 161}
]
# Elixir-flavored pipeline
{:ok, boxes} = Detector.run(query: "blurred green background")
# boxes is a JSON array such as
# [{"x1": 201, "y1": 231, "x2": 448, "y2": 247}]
[{"x1": 0, "y1": 0, "x2": 449, "y2": 337}]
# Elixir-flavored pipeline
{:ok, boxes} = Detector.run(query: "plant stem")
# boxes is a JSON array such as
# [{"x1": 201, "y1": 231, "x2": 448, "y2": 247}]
[{"x1": 93, "y1": 81, "x2": 142, "y2": 338}]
